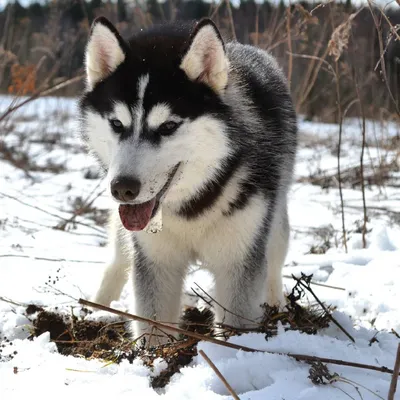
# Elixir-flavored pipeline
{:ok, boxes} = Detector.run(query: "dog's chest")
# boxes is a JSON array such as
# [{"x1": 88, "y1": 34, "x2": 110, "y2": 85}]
[{"x1": 159, "y1": 194, "x2": 267, "y2": 266}]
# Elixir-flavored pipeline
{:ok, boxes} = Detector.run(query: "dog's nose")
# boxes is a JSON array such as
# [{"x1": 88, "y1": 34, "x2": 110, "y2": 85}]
[{"x1": 110, "y1": 177, "x2": 141, "y2": 202}]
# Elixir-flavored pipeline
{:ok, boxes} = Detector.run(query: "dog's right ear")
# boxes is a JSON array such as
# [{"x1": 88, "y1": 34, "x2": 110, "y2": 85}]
[{"x1": 85, "y1": 17, "x2": 128, "y2": 90}]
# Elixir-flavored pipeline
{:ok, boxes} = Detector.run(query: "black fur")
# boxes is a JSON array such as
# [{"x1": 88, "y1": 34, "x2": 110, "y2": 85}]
[{"x1": 177, "y1": 154, "x2": 241, "y2": 219}]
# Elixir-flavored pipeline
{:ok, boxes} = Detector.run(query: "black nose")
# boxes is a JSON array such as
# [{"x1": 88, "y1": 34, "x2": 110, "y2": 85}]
[{"x1": 110, "y1": 177, "x2": 141, "y2": 202}]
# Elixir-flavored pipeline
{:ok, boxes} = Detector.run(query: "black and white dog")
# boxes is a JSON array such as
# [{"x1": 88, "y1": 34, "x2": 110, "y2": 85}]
[{"x1": 78, "y1": 17, "x2": 297, "y2": 342}]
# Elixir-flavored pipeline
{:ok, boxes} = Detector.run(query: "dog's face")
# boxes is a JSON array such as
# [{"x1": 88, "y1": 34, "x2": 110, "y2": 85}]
[{"x1": 78, "y1": 17, "x2": 232, "y2": 231}]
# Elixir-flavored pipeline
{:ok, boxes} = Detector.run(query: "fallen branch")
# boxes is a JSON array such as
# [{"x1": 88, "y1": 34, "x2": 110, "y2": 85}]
[
  {"x1": 388, "y1": 344, "x2": 400, "y2": 400},
  {"x1": 78, "y1": 298, "x2": 399, "y2": 376},
  {"x1": 199, "y1": 350, "x2": 240, "y2": 400}
]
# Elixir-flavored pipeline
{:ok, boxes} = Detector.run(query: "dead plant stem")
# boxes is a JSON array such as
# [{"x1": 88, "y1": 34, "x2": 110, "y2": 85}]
[
  {"x1": 354, "y1": 70, "x2": 368, "y2": 248},
  {"x1": 335, "y1": 59, "x2": 348, "y2": 253},
  {"x1": 286, "y1": 2, "x2": 293, "y2": 90},
  {"x1": 292, "y1": 275, "x2": 355, "y2": 343},
  {"x1": 0, "y1": 75, "x2": 84, "y2": 123},
  {"x1": 199, "y1": 350, "x2": 240, "y2": 400}
]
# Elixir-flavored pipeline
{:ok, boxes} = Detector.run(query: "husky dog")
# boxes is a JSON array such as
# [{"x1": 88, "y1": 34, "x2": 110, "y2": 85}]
[{"x1": 78, "y1": 16, "x2": 297, "y2": 341}]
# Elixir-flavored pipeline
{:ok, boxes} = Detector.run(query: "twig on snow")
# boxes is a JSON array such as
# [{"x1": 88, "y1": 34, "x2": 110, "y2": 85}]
[
  {"x1": 391, "y1": 329, "x2": 400, "y2": 339},
  {"x1": 335, "y1": 376, "x2": 385, "y2": 399},
  {"x1": 0, "y1": 191, "x2": 106, "y2": 236},
  {"x1": 199, "y1": 350, "x2": 240, "y2": 400},
  {"x1": 283, "y1": 275, "x2": 346, "y2": 291},
  {"x1": 0, "y1": 254, "x2": 103, "y2": 264},
  {"x1": 78, "y1": 298, "x2": 399, "y2": 377},
  {"x1": 388, "y1": 344, "x2": 400, "y2": 400},
  {"x1": 0, "y1": 296, "x2": 27, "y2": 307},
  {"x1": 44, "y1": 284, "x2": 79, "y2": 302},
  {"x1": 56, "y1": 179, "x2": 106, "y2": 231}
]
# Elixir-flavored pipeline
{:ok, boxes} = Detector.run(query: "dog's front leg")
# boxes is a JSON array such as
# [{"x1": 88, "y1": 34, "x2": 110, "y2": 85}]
[
  {"x1": 210, "y1": 224, "x2": 281, "y2": 331},
  {"x1": 130, "y1": 234, "x2": 189, "y2": 346},
  {"x1": 213, "y1": 256, "x2": 269, "y2": 331},
  {"x1": 93, "y1": 209, "x2": 130, "y2": 306}
]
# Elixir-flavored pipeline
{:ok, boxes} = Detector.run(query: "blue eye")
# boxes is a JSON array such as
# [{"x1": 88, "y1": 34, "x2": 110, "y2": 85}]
[
  {"x1": 110, "y1": 119, "x2": 124, "y2": 133},
  {"x1": 158, "y1": 121, "x2": 180, "y2": 136}
]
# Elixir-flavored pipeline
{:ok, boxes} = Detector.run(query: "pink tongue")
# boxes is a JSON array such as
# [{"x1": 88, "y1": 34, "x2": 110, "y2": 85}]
[{"x1": 118, "y1": 199, "x2": 156, "y2": 231}]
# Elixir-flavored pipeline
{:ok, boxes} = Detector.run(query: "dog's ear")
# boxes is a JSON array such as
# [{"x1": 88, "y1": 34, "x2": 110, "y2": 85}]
[
  {"x1": 180, "y1": 19, "x2": 229, "y2": 94},
  {"x1": 85, "y1": 17, "x2": 128, "y2": 90}
]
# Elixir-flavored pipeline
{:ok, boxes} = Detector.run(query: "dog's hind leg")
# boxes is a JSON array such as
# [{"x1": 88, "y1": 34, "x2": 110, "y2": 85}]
[{"x1": 93, "y1": 208, "x2": 130, "y2": 306}]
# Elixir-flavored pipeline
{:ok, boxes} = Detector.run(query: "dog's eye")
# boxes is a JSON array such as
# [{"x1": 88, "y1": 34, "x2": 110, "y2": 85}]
[
  {"x1": 158, "y1": 121, "x2": 180, "y2": 136},
  {"x1": 110, "y1": 119, "x2": 124, "y2": 133}
]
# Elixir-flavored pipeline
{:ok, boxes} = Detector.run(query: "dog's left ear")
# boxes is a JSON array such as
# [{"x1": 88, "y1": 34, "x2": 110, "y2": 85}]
[
  {"x1": 85, "y1": 17, "x2": 128, "y2": 90},
  {"x1": 180, "y1": 19, "x2": 229, "y2": 94}
]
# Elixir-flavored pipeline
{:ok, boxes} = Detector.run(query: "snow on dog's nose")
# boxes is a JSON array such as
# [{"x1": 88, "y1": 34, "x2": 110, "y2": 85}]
[{"x1": 110, "y1": 177, "x2": 141, "y2": 202}]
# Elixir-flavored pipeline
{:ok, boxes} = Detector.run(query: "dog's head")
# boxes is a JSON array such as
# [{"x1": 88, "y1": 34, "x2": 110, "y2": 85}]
[{"x1": 78, "y1": 17, "x2": 232, "y2": 231}]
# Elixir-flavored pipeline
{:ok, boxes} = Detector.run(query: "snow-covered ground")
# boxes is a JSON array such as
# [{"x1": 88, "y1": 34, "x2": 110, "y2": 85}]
[{"x1": 0, "y1": 95, "x2": 399, "y2": 399}]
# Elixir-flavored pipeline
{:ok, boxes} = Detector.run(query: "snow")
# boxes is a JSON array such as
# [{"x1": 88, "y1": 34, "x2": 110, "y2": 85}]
[{"x1": 1, "y1": 95, "x2": 399, "y2": 399}]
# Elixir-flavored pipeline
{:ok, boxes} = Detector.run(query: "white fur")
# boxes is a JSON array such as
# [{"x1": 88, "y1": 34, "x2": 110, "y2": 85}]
[
  {"x1": 266, "y1": 197, "x2": 289, "y2": 307},
  {"x1": 114, "y1": 102, "x2": 132, "y2": 128},
  {"x1": 85, "y1": 23, "x2": 125, "y2": 90},
  {"x1": 133, "y1": 75, "x2": 149, "y2": 138},
  {"x1": 147, "y1": 103, "x2": 172, "y2": 129},
  {"x1": 84, "y1": 110, "x2": 118, "y2": 165},
  {"x1": 180, "y1": 25, "x2": 229, "y2": 93},
  {"x1": 93, "y1": 208, "x2": 131, "y2": 306}
]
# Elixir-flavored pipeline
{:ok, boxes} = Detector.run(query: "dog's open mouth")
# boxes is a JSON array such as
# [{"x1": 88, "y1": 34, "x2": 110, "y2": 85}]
[{"x1": 118, "y1": 163, "x2": 180, "y2": 231}]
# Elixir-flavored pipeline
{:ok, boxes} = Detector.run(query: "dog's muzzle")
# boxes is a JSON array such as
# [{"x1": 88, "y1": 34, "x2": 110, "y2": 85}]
[{"x1": 118, "y1": 163, "x2": 180, "y2": 231}]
